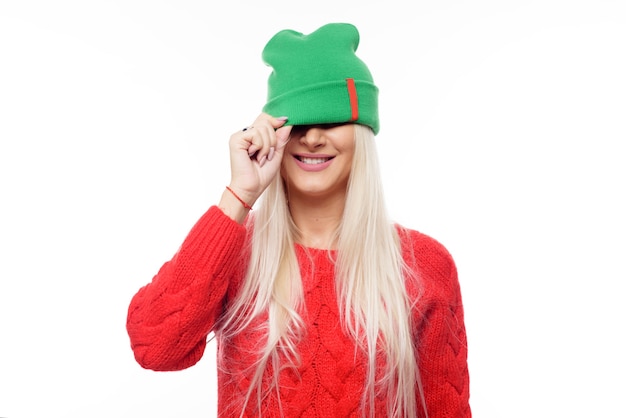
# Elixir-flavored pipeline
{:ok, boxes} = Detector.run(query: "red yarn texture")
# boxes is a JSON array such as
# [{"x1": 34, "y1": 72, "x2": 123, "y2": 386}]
[{"x1": 127, "y1": 206, "x2": 471, "y2": 417}]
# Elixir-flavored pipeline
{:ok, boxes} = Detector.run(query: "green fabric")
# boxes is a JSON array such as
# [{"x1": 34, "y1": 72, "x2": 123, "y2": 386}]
[{"x1": 262, "y1": 23, "x2": 380, "y2": 134}]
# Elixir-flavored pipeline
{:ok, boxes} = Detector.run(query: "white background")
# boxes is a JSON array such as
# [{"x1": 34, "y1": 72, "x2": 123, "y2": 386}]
[{"x1": 1, "y1": 1, "x2": 625, "y2": 417}]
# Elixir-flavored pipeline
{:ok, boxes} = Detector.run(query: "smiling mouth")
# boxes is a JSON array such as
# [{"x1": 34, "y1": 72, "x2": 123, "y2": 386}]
[{"x1": 296, "y1": 156, "x2": 334, "y2": 164}]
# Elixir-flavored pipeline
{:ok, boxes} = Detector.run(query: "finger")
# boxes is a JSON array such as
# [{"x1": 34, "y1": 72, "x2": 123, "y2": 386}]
[
  {"x1": 235, "y1": 128, "x2": 261, "y2": 157},
  {"x1": 270, "y1": 115, "x2": 289, "y2": 129},
  {"x1": 255, "y1": 123, "x2": 276, "y2": 166},
  {"x1": 256, "y1": 115, "x2": 289, "y2": 163},
  {"x1": 240, "y1": 124, "x2": 270, "y2": 158},
  {"x1": 254, "y1": 113, "x2": 288, "y2": 127},
  {"x1": 263, "y1": 126, "x2": 292, "y2": 165},
  {"x1": 239, "y1": 115, "x2": 289, "y2": 162},
  {"x1": 276, "y1": 125, "x2": 292, "y2": 149}
]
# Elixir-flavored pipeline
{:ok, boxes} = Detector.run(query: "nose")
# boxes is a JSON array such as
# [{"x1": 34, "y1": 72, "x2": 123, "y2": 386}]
[{"x1": 298, "y1": 125, "x2": 325, "y2": 148}]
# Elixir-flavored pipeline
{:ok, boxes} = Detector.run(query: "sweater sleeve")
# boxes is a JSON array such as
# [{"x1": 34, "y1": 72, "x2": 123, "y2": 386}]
[
  {"x1": 403, "y1": 230, "x2": 471, "y2": 418},
  {"x1": 126, "y1": 206, "x2": 247, "y2": 372}
]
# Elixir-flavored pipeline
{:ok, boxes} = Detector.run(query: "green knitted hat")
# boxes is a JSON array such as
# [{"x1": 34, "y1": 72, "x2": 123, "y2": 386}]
[{"x1": 262, "y1": 23, "x2": 380, "y2": 134}]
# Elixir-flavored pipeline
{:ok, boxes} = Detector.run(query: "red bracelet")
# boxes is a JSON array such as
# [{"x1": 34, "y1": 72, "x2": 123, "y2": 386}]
[{"x1": 225, "y1": 186, "x2": 253, "y2": 210}]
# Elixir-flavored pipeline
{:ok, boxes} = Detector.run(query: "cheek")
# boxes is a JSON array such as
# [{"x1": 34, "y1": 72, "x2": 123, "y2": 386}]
[
  {"x1": 333, "y1": 133, "x2": 355, "y2": 154},
  {"x1": 338, "y1": 143, "x2": 356, "y2": 165},
  {"x1": 284, "y1": 134, "x2": 300, "y2": 150}
]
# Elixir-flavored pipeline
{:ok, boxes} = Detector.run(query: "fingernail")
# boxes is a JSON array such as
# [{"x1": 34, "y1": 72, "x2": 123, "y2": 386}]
[
  {"x1": 259, "y1": 155, "x2": 267, "y2": 167},
  {"x1": 268, "y1": 147, "x2": 275, "y2": 161},
  {"x1": 277, "y1": 116, "x2": 288, "y2": 121}
]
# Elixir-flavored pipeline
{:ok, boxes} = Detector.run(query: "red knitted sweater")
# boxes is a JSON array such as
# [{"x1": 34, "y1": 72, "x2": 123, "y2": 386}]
[{"x1": 126, "y1": 206, "x2": 470, "y2": 417}]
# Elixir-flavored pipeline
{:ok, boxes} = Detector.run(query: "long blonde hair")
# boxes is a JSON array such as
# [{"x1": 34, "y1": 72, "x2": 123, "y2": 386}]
[{"x1": 218, "y1": 124, "x2": 425, "y2": 417}]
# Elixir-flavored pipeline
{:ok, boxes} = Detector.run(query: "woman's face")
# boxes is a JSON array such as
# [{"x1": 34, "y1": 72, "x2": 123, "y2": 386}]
[{"x1": 281, "y1": 123, "x2": 355, "y2": 200}]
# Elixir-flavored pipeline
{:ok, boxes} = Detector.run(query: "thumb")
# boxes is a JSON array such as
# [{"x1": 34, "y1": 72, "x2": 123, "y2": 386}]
[{"x1": 276, "y1": 125, "x2": 292, "y2": 149}]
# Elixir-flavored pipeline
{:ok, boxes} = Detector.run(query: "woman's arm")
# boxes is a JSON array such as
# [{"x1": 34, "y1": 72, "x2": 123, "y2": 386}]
[
  {"x1": 403, "y1": 229, "x2": 471, "y2": 417},
  {"x1": 417, "y1": 274, "x2": 471, "y2": 417},
  {"x1": 126, "y1": 205, "x2": 247, "y2": 371}
]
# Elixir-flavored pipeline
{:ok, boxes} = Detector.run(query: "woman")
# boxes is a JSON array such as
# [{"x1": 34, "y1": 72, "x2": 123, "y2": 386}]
[{"x1": 127, "y1": 22, "x2": 471, "y2": 417}]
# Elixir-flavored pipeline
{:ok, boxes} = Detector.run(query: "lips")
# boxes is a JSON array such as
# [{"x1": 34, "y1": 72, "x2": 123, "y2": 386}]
[
  {"x1": 293, "y1": 154, "x2": 334, "y2": 172},
  {"x1": 297, "y1": 156, "x2": 332, "y2": 164}
]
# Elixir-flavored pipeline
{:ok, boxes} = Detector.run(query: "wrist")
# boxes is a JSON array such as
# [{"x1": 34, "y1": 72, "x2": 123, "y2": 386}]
[
  {"x1": 219, "y1": 186, "x2": 253, "y2": 224},
  {"x1": 225, "y1": 186, "x2": 254, "y2": 210}
]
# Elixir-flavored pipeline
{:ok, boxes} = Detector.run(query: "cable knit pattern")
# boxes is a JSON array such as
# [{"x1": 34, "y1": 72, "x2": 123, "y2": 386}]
[{"x1": 127, "y1": 206, "x2": 471, "y2": 417}]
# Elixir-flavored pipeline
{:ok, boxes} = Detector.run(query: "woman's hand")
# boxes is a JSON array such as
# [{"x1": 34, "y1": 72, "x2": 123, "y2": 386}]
[{"x1": 219, "y1": 113, "x2": 291, "y2": 221}]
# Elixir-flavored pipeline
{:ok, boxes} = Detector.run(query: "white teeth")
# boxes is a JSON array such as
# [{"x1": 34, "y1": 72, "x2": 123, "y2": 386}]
[{"x1": 300, "y1": 157, "x2": 329, "y2": 164}]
